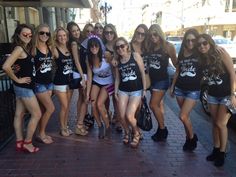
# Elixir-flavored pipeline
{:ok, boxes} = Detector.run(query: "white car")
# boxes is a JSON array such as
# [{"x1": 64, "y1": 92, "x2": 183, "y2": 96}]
[{"x1": 213, "y1": 36, "x2": 236, "y2": 70}]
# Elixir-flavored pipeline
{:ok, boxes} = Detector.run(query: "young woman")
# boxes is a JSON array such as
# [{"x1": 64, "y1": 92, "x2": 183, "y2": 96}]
[
  {"x1": 86, "y1": 35, "x2": 114, "y2": 139},
  {"x1": 67, "y1": 21, "x2": 87, "y2": 136},
  {"x1": 94, "y1": 22, "x2": 103, "y2": 39},
  {"x1": 3, "y1": 24, "x2": 41, "y2": 153},
  {"x1": 52, "y1": 27, "x2": 73, "y2": 137},
  {"x1": 102, "y1": 23, "x2": 121, "y2": 132},
  {"x1": 114, "y1": 37, "x2": 146, "y2": 148},
  {"x1": 170, "y1": 28, "x2": 200, "y2": 151},
  {"x1": 32, "y1": 24, "x2": 55, "y2": 144},
  {"x1": 146, "y1": 24, "x2": 177, "y2": 142},
  {"x1": 198, "y1": 33, "x2": 236, "y2": 167}
]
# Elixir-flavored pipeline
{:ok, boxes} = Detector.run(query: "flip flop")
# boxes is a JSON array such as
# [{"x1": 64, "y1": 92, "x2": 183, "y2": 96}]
[{"x1": 36, "y1": 136, "x2": 53, "y2": 144}]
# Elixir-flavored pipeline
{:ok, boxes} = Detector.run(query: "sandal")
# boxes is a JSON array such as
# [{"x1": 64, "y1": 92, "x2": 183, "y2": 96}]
[
  {"x1": 66, "y1": 126, "x2": 73, "y2": 135},
  {"x1": 36, "y1": 135, "x2": 53, "y2": 144},
  {"x1": 75, "y1": 125, "x2": 88, "y2": 136},
  {"x1": 23, "y1": 141, "x2": 39, "y2": 153},
  {"x1": 123, "y1": 133, "x2": 129, "y2": 145},
  {"x1": 130, "y1": 133, "x2": 141, "y2": 148},
  {"x1": 16, "y1": 140, "x2": 23, "y2": 152},
  {"x1": 60, "y1": 128, "x2": 70, "y2": 137}
]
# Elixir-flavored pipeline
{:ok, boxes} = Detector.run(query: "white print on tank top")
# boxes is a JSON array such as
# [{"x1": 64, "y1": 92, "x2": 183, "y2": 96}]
[
  {"x1": 120, "y1": 63, "x2": 137, "y2": 82},
  {"x1": 179, "y1": 58, "x2": 197, "y2": 77},
  {"x1": 38, "y1": 56, "x2": 52, "y2": 73},
  {"x1": 208, "y1": 75, "x2": 223, "y2": 85},
  {"x1": 32, "y1": 58, "x2": 36, "y2": 77},
  {"x1": 149, "y1": 53, "x2": 162, "y2": 70},
  {"x1": 62, "y1": 58, "x2": 73, "y2": 75}
]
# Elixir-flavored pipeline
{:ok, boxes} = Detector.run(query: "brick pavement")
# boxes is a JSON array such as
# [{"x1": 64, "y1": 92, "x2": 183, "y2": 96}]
[{"x1": 0, "y1": 91, "x2": 231, "y2": 177}]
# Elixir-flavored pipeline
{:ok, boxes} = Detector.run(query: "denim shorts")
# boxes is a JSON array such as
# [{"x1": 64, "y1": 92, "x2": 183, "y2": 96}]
[
  {"x1": 207, "y1": 95, "x2": 229, "y2": 105},
  {"x1": 34, "y1": 83, "x2": 53, "y2": 94},
  {"x1": 118, "y1": 89, "x2": 142, "y2": 97},
  {"x1": 53, "y1": 84, "x2": 68, "y2": 92},
  {"x1": 14, "y1": 85, "x2": 35, "y2": 98},
  {"x1": 174, "y1": 87, "x2": 200, "y2": 100},
  {"x1": 151, "y1": 79, "x2": 169, "y2": 91}
]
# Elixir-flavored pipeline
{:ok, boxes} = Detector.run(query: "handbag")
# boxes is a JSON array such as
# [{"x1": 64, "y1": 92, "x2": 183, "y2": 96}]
[
  {"x1": 137, "y1": 96, "x2": 153, "y2": 131},
  {"x1": 68, "y1": 71, "x2": 81, "y2": 89}
]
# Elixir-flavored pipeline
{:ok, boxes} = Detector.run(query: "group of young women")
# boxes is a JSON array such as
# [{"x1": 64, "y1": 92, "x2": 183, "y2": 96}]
[{"x1": 2, "y1": 21, "x2": 235, "y2": 167}]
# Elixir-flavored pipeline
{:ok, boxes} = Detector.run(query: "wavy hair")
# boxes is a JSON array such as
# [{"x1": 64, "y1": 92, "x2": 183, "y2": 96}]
[
  {"x1": 113, "y1": 37, "x2": 130, "y2": 61},
  {"x1": 53, "y1": 26, "x2": 69, "y2": 48},
  {"x1": 11, "y1": 23, "x2": 33, "y2": 52},
  {"x1": 198, "y1": 33, "x2": 225, "y2": 75},
  {"x1": 102, "y1": 23, "x2": 118, "y2": 44},
  {"x1": 146, "y1": 24, "x2": 167, "y2": 53},
  {"x1": 67, "y1": 21, "x2": 81, "y2": 45}
]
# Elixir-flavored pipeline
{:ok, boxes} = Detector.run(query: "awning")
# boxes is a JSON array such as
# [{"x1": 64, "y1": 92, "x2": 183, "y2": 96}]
[{"x1": 0, "y1": 0, "x2": 92, "y2": 8}]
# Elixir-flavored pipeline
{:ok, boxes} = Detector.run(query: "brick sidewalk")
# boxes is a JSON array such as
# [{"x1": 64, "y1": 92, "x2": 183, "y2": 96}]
[{"x1": 0, "y1": 91, "x2": 230, "y2": 177}]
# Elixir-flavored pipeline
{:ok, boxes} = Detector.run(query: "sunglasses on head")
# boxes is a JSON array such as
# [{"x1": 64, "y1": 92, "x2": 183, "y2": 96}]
[
  {"x1": 95, "y1": 26, "x2": 103, "y2": 30},
  {"x1": 150, "y1": 32, "x2": 158, "y2": 37},
  {"x1": 39, "y1": 31, "x2": 50, "y2": 36},
  {"x1": 197, "y1": 41, "x2": 208, "y2": 47},
  {"x1": 104, "y1": 31, "x2": 114, "y2": 35},
  {"x1": 136, "y1": 31, "x2": 145, "y2": 37},
  {"x1": 21, "y1": 32, "x2": 32, "y2": 38},
  {"x1": 186, "y1": 38, "x2": 196, "y2": 43},
  {"x1": 115, "y1": 44, "x2": 126, "y2": 50}
]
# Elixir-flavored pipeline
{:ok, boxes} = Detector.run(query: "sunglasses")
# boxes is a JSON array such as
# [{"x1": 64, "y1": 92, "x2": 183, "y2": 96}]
[
  {"x1": 197, "y1": 41, "x2": 208, "y2": 47},
  {"x1": 87, "y1": 30, "x2": 94, "y2": 33},
  {"x1": 90, "y1": 44, "x2": 99, "y2": 48},
  {"x1": 136, "y1": 31, "x2": 145, "y2": 37},
  {"x1": 115, "y1": 44, "x2": 126, "y2": 50},
  {"x1": 186, "y1": 38, "x2": 196, "y2": 43},
  {"x1": 104, "y1": 31, "x2": 114, "y2": 35},
  {"x1": 21, "y1": 32, "x2": 32, "y2": 38},
  {"x1": 95, "y1": 26, "x2": 103, "y2": 30},
  {"x1": 150, "y1": 32, "x2": 158, "y2": 37},
  {"x1": 39, "y1": 31, "x2": 50, "y2": 36}
]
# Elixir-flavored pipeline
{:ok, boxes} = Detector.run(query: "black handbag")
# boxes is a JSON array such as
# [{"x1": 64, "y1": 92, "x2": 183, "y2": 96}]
[{"x1": 137, "y1": 96, "x2": 153, "y2": 131}]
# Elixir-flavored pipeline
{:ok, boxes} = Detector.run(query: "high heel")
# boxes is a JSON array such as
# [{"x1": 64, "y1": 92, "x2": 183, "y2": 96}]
[
  {"x1": 22, "y1": 141, "x2": 39, "y2": 153},
  {"x1": 16, "y1": 140, "x2": 23, "y2": 152}
]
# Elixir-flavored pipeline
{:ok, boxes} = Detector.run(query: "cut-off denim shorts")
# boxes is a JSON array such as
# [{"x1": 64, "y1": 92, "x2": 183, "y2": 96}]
[
  {"x1": 34, "y1": 83, "x2": 53, "y2": 94},
  {"x1": 174, "y1": 87, "x2": 200, "y2": 100},
  {"x1": 151, "y1": 79, "x2": 169, "y2": 91},
  {"x1": 14, "y1": 85, "x2": 35, "y2": 98},
  {"x1": 53, "y1": 84, "x2": 68, "y2": 92},
  {"x1": 118, "y1": 89, "x2": 142, "y2": 97},
  {"x1": 207, "y1": 95, "x2": 229, "y2": 105}
]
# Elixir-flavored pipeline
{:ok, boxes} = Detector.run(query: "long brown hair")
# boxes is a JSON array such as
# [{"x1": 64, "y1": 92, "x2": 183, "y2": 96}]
[{"x1": 198, "y1": 33, "x2": 225, "y2": 75}]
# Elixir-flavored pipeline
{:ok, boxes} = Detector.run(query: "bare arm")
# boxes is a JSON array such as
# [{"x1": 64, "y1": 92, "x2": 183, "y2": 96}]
[
  {"x1": 71, "y1": 42, "x2": 85, "y2": 85},
  {"x1": 220, "y1": 49, "x2": 236, "y2": 104},
  {"x1": 133, "y1": 52, "x2": 146, "y2": 97},
  {"x1": 85, "y1": 58, "x2": 92, "y2": 102},
  {"x1": 114, "y1": 66, "x2": 120, "y2": 100},
  {"x1": 3, "y1": 46, "x2": 31, "y2": 84}
]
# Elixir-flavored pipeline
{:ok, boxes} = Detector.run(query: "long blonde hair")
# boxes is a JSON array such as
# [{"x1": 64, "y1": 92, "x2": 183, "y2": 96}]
[{"x1": 32, "y1": 24, "x2": 53, "y2": 56}]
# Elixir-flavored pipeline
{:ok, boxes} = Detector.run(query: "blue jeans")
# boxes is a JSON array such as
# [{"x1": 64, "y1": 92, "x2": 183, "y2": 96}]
[
  {"x1": 207, "y1": 95, "x2": 229, "y2": 105},
  {"x1": 14, "y1": 85, "x2": 35, "y2": 98},
  {"x1": 34, "y1": 83, "x2": 53, "y2": 94},
  {"x1": 118, "y1": 89, "x2": 142, "y2": 97},
  {"x1": 151, "y1": 79, "x2": 169, "y2": 91},
  {"x1": 174, "y1": 87, "x2": 200, "y2": 100}
]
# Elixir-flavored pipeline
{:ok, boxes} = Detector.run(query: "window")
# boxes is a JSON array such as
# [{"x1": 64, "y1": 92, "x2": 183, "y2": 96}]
[
  {"x1": 225, "y1": 0, "x2": 230, "y2": 12},
  {"x1": 233, "y1": 0, "x2": 236, "y2": 12}
]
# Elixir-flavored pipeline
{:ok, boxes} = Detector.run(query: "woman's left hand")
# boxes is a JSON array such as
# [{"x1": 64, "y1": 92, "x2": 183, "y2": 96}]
[
  {"x1": 81, "y1": 78, "x2": 86, "y2": 89},
  {"x1": 142, "y1": 90, "x2": 146, "y2": 98}
]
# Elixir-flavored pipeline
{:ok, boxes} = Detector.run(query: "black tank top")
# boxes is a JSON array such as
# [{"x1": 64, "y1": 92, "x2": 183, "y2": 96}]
[
  {"x1": 204, "y1": 65, "x2": 231, "y2": 97},
  {"x1": 79, "y1": 46, "x2": 87, "y2": 74},
  {"x1": 53, "y1": 48, "x2": 73, "y2": 85},
  {"x1": 118, "y1": 53, "x2": 143, "y2": 92},
  {"x1": 148, "y1": 48, "x2": 169, "y2": 82},
  {"x1": 34, "y1": 48, "x2": 53, "y2": 84},
  {"x1": 14, "y1": 51, "x2": 35, "y2": 89},
  {"x1": 175, "y1": 54, "x2": 203, "y2": 91}
]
